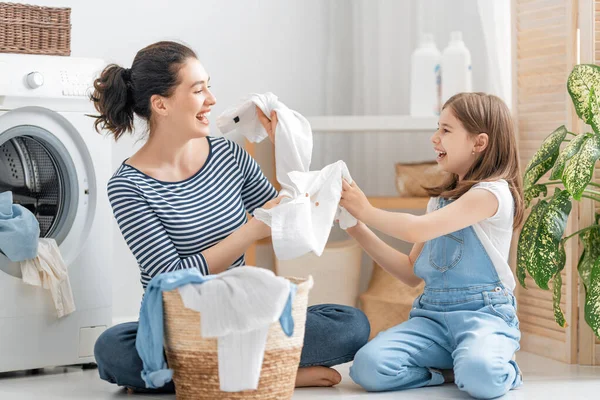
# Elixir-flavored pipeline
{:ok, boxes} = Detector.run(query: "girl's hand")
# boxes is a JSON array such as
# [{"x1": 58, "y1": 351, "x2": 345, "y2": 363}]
[
  {"x1": 346, "y1": 220, "x2": 367, "y2": 237},
  {"x1": 340, "y1": 180, "x2": 372, "y2": 221},
  {"x1": 256, "y1": 106, "x2": 278, "y2": 144}
]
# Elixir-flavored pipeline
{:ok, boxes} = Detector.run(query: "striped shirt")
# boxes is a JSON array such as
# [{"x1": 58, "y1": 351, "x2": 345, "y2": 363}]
[{"x1": 107, "y1": 136, "x2": 277, "y2": 289}]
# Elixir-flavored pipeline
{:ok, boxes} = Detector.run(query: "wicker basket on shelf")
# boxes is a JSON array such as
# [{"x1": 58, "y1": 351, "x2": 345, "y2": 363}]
[
  {"x1": 162, "y1": 276, "x2": 313, "y2": 400},
  {"x1": 0, "y1": 3, "x2": 71, "y2": 56},
  {"x1": 359, "y1": 263, "x2": 424, "y2": 340},
  {"x1": 395, "y1": 161, "x2": 447, "y2": 197}
]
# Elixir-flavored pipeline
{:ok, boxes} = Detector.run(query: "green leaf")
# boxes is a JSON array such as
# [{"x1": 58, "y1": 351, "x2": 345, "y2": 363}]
[
  {"x1": 551, "y1": 132, "x2": 590, "y2": 180},
  {"x1": 524, "y1": 159, "x2": 554, "y2": 191},
  {"x1": 578, "y1": 225, "x2": 600, "y2": 291},
  {"x1": 524, "y1": 184, "x2": 548, "y2": 208},
  {"x1": 567, "y1": 64, "x2": 600, "y2": 134},
  {"x1": 563, "y1": 134, "x2": 600, "y2": 200},
  {"x1": 523, "y1": 126, "x2": 567, "y2": 180},
  {"x1": 552, "y1": 270, "x2": 567, "y2": 328},
  {"x1": 523, "y1": 189, "x2": 572, "y2": 290},
  {"x1": 517, "y1": 200, "x2": 549, "y2": 289},
  {"x1": 584, "y1": 256, "x2": 600, "y2": 339}
]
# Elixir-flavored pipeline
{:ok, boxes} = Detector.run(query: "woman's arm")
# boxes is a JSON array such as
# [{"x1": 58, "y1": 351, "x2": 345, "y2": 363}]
[
  {"x1": 202, "y1": 210, "x2": 277, "y2": 274},
  {"x1": 340, "y1": 180, "x2": 498, "y2": 243},
  {"x1": 347, "y1": 222, "x2": 423, "y2": 287}
]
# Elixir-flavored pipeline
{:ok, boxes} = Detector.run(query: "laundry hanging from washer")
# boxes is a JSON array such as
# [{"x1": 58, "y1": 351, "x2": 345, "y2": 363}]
[
  {"x1": 217, "y1": 92, "x2": 357, "y2": 261},
  {"x1": 19, "y1": 238, "x2": 76, "y2": 318},
  {"x1": 0, "y1": 191, "x2": 39, "y2": 262}
]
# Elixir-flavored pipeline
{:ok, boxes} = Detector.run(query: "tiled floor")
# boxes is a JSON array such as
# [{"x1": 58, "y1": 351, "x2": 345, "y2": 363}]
[{"x1": 1, "y1": 352, "x2": 599, "y2": 399}]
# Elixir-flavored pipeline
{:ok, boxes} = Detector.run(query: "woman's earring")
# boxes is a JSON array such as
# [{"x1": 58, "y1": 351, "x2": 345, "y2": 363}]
[{"x1": 472, "y1": 150, "x2": 476, "y2": 155}]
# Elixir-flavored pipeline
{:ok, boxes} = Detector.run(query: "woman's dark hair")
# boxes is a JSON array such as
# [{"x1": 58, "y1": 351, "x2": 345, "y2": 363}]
[{"x1": 90, "y1": 41, "x2": 197, "y2": 140}]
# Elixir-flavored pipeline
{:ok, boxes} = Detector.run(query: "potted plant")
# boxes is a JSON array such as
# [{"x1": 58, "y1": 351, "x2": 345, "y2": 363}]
[{"x1": 518, "y1": 64, "x2": 600, "y2": 339}]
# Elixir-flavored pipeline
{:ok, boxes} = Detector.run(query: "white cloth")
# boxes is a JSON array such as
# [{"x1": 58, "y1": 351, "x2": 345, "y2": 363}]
[
  {"x1": 19, "y1": 238, "x2": 75, "y2": 318},
  {"x1": 427, "y1": 180, "x2": 516, "y2": 290},
  {"x1": 178, "y1": 267, "x2": 291, "y2": 392},
  {"x1": 217, "y1": 93, "x2": 357, "y2": 260},
  {"x1": 217, "y1": 92, "x2": 312, "y2": 198}
]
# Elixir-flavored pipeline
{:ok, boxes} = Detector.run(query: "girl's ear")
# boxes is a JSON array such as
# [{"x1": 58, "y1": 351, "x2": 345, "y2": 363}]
[{"x1": 474, "y1": 133, "x2": 489, "y2": 153}]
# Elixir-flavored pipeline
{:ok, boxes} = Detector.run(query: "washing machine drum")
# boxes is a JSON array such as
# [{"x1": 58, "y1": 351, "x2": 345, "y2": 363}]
[{"x1": 0, "y1": 126, "x2": 77, "y2": 243}]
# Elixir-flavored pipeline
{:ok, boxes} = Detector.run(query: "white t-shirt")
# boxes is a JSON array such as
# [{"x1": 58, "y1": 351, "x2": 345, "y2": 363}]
[{"x1": 427, "y1": 180, "x2": 516, "y2": 290}]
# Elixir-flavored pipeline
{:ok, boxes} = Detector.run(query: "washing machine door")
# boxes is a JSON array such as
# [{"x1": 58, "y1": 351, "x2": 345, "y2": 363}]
[{"x1": 0, "y1": 107, "x2": 94, "y2": 278}]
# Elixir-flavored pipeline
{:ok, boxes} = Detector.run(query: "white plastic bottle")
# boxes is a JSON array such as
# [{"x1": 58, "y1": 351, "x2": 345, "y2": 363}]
[
  {"x1": 410, "y1": 33, "x2": 442, "y2": 117},
  {"x1": 441, "y1": 31, "x2": 472, "y2": 105}
]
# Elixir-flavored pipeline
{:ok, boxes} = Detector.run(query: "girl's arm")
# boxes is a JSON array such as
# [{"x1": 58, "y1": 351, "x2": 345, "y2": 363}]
[
  {"x1": 347, "y1": 222, "x2": 423, "y2": 287},
  {"x1": 341, "y1": 180, "x2": 498, "y2": 244}
]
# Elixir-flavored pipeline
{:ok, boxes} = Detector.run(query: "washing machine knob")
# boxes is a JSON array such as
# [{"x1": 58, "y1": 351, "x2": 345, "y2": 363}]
[{"x1": 26, "y1": 72, "x2": 44, "y2": 89}]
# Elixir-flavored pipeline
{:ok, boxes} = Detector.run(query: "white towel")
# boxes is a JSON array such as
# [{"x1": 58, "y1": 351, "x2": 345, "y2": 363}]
[
  {"x1": 217, "y1": 93, "x2": 357, "y2": 260},
  {"x1": 19, "y1": 238, "x2": 75, "y2": 318},
  {"x1": 178, "y1": 267, "x2": 290, "y2": 392}
]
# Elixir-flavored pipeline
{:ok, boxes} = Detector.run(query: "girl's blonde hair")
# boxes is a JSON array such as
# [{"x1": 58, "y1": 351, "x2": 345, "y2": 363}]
[{"x1": 427, "y1": 92, "x2": 524, "y2": 227}]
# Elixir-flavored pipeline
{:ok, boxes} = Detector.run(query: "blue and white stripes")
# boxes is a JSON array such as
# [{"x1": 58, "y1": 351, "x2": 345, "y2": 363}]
[{"x1": 107, "y1": 136, "x2": 277, "y2": 288}]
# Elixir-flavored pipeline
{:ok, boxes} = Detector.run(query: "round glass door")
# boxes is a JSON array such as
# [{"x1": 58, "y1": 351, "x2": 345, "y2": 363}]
[{"x1": 0, "y1": 125, "x2": 79, "y2": 278}]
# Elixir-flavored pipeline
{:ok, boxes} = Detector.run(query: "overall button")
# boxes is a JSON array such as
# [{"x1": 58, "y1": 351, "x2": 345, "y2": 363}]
[{"x1": 494, "y1": 287, "x2": 502, "y2": 292}]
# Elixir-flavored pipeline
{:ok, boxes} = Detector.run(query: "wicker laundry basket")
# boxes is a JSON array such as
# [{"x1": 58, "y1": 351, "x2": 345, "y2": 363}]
[
  {"x1": 0, "y1": 3, "x2": 71, "y2": 56},
  {"x1": 275, "y1": 239, "x2": 362, "y2": 307},
  {"x1": 162, "y1": 276, "x2": 313, "y2": 400},
  {"x1": 359, "y1": 263, "x2": 424, "y2": 340},
  {"x1": 395, "y1": 161, "x2": 447, "y2": 197}
]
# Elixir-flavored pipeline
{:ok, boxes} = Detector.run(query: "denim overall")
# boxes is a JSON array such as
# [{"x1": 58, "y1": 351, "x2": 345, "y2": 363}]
[{"x1": 350, "y1": 198, "x2": 522, "y2": 399}]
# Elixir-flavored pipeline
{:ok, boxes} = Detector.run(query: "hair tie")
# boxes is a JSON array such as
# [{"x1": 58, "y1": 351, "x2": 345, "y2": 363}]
[{"x1": 122, "y1": 68, "x2": 132, "y2": 82}]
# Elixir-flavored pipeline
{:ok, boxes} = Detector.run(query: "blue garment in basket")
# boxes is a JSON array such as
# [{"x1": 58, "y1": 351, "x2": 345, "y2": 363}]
[
  {"x1": 136, "y1": 268, "x2": 296, "y2": 389},
  {"x1": 0, "y1": 191, "x2": 39, "y2": 261}
]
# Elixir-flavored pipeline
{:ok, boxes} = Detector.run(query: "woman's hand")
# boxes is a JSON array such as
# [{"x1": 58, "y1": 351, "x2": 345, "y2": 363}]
[
  {"x1": 248, "y1": 196, "x2": 283, "y2": 240},
  {"x1": 256, "y1": 106, "x2": 278, "y2": 144},
  {"x1": 340, "y1": 180, "x2": 372, "y2": 221}
]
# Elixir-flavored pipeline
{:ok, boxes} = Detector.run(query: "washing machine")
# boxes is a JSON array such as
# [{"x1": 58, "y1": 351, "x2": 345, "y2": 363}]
[{"x1": 0, "y1": 54, "x2": 112, "y2": 372}]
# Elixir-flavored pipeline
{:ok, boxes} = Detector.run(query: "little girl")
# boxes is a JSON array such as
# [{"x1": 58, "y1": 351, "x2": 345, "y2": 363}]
[{"x1": 340, "y1": 92, "x2": 524, "y2": 399}]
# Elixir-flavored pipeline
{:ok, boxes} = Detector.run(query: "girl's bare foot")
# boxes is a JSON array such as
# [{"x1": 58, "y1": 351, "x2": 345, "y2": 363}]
[{"x1": 295, "y1": 366, "x2": 342, "y2": 387}]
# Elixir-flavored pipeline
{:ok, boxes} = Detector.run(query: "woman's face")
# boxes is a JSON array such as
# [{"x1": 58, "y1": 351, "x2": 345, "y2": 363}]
[{"x1": 163, "y1": 58, "x2": 216, "y2": 139}]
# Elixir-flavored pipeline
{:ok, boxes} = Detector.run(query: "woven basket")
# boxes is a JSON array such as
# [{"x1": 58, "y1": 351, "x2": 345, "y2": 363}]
[
  {"x1": 359, "y1": 263, "x2": 424, "y2": 340},
  {"x1": 163, "y1": 276, "x2": 313, "y2": 400},
  {"x1": 0, "y1": 3, "x2": 71, "y2": 56},
  {"x1": 395, "y1": 161, "x2": 447, "y2": 197}
]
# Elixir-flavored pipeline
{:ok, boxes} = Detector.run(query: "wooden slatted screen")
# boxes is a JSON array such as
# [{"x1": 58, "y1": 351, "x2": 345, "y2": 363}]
[{"x1": 514, "y1": 0, "x2": 579, "y2": 363}]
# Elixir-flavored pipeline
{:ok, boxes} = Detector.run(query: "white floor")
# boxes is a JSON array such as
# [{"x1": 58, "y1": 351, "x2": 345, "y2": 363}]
[{"x1": 1, "y1": 352, "x2": 599, "y2": 400}]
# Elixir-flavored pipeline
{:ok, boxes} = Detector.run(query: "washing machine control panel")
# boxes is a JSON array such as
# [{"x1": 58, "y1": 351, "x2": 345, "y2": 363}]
[
  {"x1": 26, "y1": 72, "x2": 44, "y2": 89},
  {"x1": 0, "y1": 54, "x2": 104, "y2": 105},
  {"x1": 60, "y1": 69, "x2": 94, "y2": 97}
]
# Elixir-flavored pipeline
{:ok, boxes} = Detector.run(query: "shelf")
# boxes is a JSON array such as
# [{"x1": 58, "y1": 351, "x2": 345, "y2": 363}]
[
  {"x1": 369, "y1": 196, "x2": 429, "y2": 209},
  {"x1": 306, "y1": 116, "x2": 438, "y2": 132}
]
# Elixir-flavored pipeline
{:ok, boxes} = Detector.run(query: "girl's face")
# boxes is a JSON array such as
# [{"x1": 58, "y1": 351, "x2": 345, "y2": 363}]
[
  {"x1": 431, "y1": 107, "x2": 478, "y2": 180},
  {"x1": 162, "y1": 58, "x2": 216, "y2": 139}
]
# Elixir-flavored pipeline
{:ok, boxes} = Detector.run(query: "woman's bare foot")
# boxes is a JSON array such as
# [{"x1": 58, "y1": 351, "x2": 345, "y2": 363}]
[
  {"x1": 441, "y1": 369, "x2": 455, "y2": 383},
  {"x1": 295, "y1": 366, "x2": 342, "y2": 387}
]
